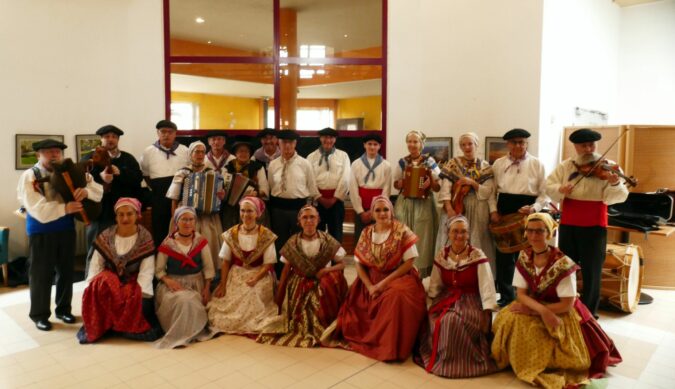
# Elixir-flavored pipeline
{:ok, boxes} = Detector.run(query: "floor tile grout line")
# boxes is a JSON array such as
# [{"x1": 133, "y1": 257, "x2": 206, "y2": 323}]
[{"x1": 327, "y1": 360, "x2": 379, "y2": 388}]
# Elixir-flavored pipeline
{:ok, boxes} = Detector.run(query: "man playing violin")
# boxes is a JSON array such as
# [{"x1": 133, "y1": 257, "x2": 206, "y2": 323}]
[
  {"x1": 546, "y1": 128, "x2": 629, "y2": 318},
  {"x1": 490, "y1": 128, "x2": 549, "y2": 307}
]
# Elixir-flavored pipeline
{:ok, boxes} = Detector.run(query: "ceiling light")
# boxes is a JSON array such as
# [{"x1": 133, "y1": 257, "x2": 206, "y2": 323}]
[
  {"x1": 195, "y1": 17, "x2": 205, "y2": 24},
  {"x1": 207, "y1": 41, "x2": 212, "y2": 44},
  {"x1": 343, "y1": 34, "x2": 348, "y2": 38}
]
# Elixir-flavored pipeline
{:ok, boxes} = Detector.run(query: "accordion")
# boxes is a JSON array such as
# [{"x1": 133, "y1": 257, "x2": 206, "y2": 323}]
[
  {"x1": 223, "y1": 173, "x2": 254, "y2": 207},
  {"x1": 402, "y1": 164, "x2": 431, "y2": 199},
  {"x1": 182, "y1": 171, "x2": 224, "y2": 214}
]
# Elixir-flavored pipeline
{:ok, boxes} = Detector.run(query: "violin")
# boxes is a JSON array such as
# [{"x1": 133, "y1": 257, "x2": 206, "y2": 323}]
[{"x1": 571, "y1": 159, "x2": 638, "y2": 188}]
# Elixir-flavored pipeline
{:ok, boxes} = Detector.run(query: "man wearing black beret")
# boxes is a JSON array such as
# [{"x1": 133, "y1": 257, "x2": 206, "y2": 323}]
[
  {"x1": 81, "y1": 125, "x2": 143, "y2": 275},
  {"x1": 490, "y1": 128, "x2": 549, "y2": 306},
  {"x1": 17, "y1": 139, "x2": 103, "y2": 331},
  {"x1": 139, "y1": 120, "x2": 189, "y2": 246},
  {"x1": 204, "y1": 131, "x2": 234, "y2": 171},
  {"x1": 546, "y1": 128, "x2": 628, "y2": 318},
  {"x1": 252, "y1": 128, "x2": 281, "y2": 172}
]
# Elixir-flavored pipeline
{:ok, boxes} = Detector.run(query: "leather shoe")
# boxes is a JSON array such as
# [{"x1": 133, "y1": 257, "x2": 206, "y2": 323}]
[
  {"x1": 56, "y1": 313, "x2": 77, "y2": 324},
  {"x1": 35, "y1": 320, "x2": 52, "y2": 331}
]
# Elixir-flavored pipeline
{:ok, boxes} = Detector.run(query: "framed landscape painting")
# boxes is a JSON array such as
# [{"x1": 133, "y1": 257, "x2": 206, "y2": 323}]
[
  {"x1": 15, "y1": 134, "x2": 65, "y2": 170},
  {"x1": 485, "y1": 136, "x2": 508, "y2": 164},
  {"x1": 423, "y1": 137, "x2": 453, "y2": 164}
]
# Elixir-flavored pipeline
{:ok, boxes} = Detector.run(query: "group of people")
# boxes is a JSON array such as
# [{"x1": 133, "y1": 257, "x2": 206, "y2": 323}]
[{"x1": 17, "y1": 120, "x2": 628, "y2": 387}]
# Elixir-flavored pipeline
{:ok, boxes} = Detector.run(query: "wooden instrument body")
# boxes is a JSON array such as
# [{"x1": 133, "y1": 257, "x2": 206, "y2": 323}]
[{"x1": 402, "y1": 164, "x2": 431, "y2": 199}]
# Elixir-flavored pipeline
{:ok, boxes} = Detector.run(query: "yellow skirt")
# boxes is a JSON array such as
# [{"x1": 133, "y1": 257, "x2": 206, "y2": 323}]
[{"x1": 491, "y1": 305, "x2": 591, "y2": 389}]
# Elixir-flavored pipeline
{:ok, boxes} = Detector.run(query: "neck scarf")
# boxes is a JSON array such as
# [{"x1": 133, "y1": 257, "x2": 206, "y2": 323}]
[
  {"x1": 505, "y1": 152, "x2": 528, "y2": 173},
  {"x1": 318, "y1": 147, "x2": 335, "y2": 171},
  {"x1": 153, "y1": 141, "x2": 179, "y2": 160},
  {"x1": 280, "y1": 152, "x2": 297, "y2": 192},
  {"x1": 360, "y1": 153, "x2": 383, "y2": 183},
  {"x1": 207, "y1": 150, "x2": 229, "y2": 170}
]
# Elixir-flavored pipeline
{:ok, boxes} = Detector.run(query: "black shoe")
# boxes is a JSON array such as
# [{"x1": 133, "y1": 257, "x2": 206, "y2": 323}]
[
  {"x1": 56, "y1": 313, "x2": 77, "y2": 324},
  {"x1": 35, "y1": 320, "x2": 52, "y2": 331}
]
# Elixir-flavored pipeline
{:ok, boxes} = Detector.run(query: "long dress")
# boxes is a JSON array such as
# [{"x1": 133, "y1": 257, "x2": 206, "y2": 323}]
[
  {"x1": 328, "y1": 220, "x2": 427, "y2": 361},
  {"x1": 394, "y1": 154, "x2": 440, "y2": 278},
  {"x1": 257, "y1": 231, "x2": 348, "y2": 347},
  {"x1": 154, "y1": 232, "x2": 215, "y2": 349},
  {"x1": 166, "y1": 164, "x2": 224, "y2": 270},
  {"x1": 491, "y1": 247, "x2": 622, "y2": 389},
  {"x1": 414, "y1": 245, "x2": 499, "y2": 378},
  {"x1": 81, "y1": 225, "x2": 160, "y2": 343},
  {"x1": 207, "y1": 225, "x2": 282, "y2": 334},
  {"x1": 436, "y1": 157, "x2": 496, "y2": 272}
]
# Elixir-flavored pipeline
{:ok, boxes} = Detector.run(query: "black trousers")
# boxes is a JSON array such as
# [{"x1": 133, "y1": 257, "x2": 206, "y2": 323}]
[
  {"x1": 317, "y1": 199, "x2": 344, "y2": 243},
  {"x1": 149, "y1": 177, "x2": 174, "y2": 247},
  {"x1": 28, "y1": 230, "x2": 75, "y2": 322},
  {"x1": 270, "y1": 206, "x2": 302, "y2": 276},
  {"x1": 353, "y1": 212, "x2": 374, "y2": 248},
  {"x1": 559, "y1": 224, "x2": 607, "y2": 316}
]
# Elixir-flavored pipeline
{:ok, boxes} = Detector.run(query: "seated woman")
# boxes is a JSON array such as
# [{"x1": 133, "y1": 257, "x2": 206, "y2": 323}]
[
  {"x1": 207, "y1": 196, "x2": 282, "y2": 334},
  {"x1": 414, "y1": 216, "x2": 499, "y2": 378},
  {"x1": 154, "y1": 206, "x2": 215, "y2": 349},
  {"x1": 324, "y1": 195, "x2": 427, "y2": 361},
  {"x1": 491, "y1": 213, "x2": 622, "y2": 388},
  {"x1": 79, "y1": 198, "x2": 161, "y2": 344},
  {"x1": 257, "y1": 205, "x2": 348, "y2": 347}
]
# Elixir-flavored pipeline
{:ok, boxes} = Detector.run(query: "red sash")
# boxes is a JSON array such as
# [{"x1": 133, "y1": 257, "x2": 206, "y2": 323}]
[
  {"x1": 319, "y1": 189, "x2": 336, "y2": 199},
  {"x1": 157, "y1": 239, "x2": 208, "y2": 269},
  {"x1": 561, "y1": 198, "x2": 608, "y2": 227},
  {"x1": 358, "y1": 187, "x2": 383, "y2": 211}
]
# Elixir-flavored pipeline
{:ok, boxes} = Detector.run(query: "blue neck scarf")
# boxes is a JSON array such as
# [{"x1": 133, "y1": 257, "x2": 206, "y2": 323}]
[{"x1": 360, "y1": 153, "x2": 383, "y2": 183}]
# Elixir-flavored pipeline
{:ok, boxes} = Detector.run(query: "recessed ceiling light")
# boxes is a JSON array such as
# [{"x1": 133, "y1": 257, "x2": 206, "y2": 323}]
[
  {"x1": 195, "y1": 17, "x2": 205, "y2": 24},
  {"x1": 343, "y1": 34, "x2": 348, "y2": 38},
  {"x1": 207, "y1": 41, "x2": 212, "y2": 44}
]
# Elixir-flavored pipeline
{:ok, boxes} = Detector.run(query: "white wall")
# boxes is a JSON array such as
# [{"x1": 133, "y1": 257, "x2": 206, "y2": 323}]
[
  {"x1": 387, "y1": 0, "x2": 544, "y2": 162},
  {"x1": 0, "y1": 0, "x2": 165, "y2": 258},
  {"x1": 538, "y1": 0, "x2": 622, "y2": 172},
  {"x1": 617, "y1": 0, "x2": 675, "y2": 124}
]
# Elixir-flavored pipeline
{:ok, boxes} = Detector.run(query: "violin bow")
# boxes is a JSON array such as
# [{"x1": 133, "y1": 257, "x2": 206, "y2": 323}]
[{"x1": 569, "y1": 127, "x2": 630, "y2": 190}]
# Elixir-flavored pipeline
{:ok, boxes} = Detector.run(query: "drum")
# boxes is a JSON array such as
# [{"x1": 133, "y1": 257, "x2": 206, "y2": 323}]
[
  {"x1": 402, "y1": 164, "x2": 430, "y2": 199},
  {"x1": 489, "y1": 213, "x2": 529, "y2": 254},
  {"x1": 225, "y1": 173, "x2": 253, "y2": 206},
  {"x1": 182, "y1": 171, "x2": 224, "y2": 214},
  {"x1": 600, "y1": 243, "x2": 642, "y2": 313}
]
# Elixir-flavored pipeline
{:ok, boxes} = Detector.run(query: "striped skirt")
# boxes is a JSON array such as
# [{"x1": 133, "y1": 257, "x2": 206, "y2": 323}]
[{"x1": 414, "y1": 292, "x2": 498, "y2": 378}]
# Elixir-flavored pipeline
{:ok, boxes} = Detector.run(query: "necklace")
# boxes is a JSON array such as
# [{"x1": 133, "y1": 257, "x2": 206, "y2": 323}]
[
  {"x1": 534, "y1": 246, "x2": 549, "y2": 255},
  {"x1": 177, "y1": 232, "x2": 193, "y2": 238},
  {"x1": 241, "y1": 224, "x2": 257, "y2": 233},
  {"x1": 449, "y1": 244, "x2": 468, "y2": 260},
  {"x1": 301, "y1": 232, "x2": 318, "y2": 240}
]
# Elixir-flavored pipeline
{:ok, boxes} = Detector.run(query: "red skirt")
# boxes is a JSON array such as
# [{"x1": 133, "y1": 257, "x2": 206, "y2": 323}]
[
  {"x1": 574, "y1": 300, "x2": 623, "y2": 378},
  {"x1": 82, "y1": 271, "x2": 151, "y2": 342},
  {"x1": 336, "y1": 268, "x2": 427, "y2": 361}
]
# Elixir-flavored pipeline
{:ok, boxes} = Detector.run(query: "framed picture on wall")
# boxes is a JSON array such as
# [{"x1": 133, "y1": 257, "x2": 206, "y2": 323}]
[
  {"x1": 485, "y1": 136, "x2": 508, "y2": 164},
  {"x1": 15, "y1": 134, "x2": 65, "y2": 170},
  {"x1": 422, "y1": 137, "x2": 453, "y2": 164},
  {"x1": 75, "y1": 135, "x2": 102, "y2": 161}
]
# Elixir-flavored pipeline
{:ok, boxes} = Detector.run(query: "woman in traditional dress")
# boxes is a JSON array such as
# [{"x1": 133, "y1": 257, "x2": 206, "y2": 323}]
[
  {"x1": 166, "y1": 141, "x2": 224, "y2": 270},
  {"x1": 491, "y1": 213, "x2": 622, "y2": 389},
  {"x1": 393, "y1": 130, "x2": 440, "y2": 278},
  {"x1": 221, "y1": 141, "x2": 270, "y2": 230},
  {"x1": 154, "y1": 206, "x2": 215, "y2": 348},
  {"x1": 257, "y1": 205, "x2": 348, "y2": 347},
  {"x1": 207, "y1": 196, "x2": 282, "y2": 334},
  {"x1": 79, "y1": 198, "x2": 161, "y2": 344},
  {"x1": 325, "y1": 195, "x2": 427, "y2": 361},
  {"x1": 414, "y1": 216, "x2": 499, "y2": 378},
  {"x1": 436, "y1": 132, "x2": 496, "y2": 269}
]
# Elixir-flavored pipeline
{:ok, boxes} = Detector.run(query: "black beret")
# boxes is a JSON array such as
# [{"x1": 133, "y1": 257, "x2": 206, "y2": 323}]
[
  {"x1": 502, "y1": 128, "x2": 530, "y2": 140},
  {"x1": 257, "y1": 128, "x2": 278, "y2": 138},
  {"x1": 277, "y1": 129, "x2": 300, "y2": 140},
  {"x1": 317, "y1": 127, "x2": 338, "y2": 137},
  {"x1": 205, "y1": 130, "x2": 227, "y2": 139},
  {"x1": 32, "y1": 139, "x2": 67, "y2": 152},
  {"x1": 569, "y1": 128, "x2": 601, "y2": 144},
  {"x1": 230, "y1": 141, "x2": 253, "y2": 153},
  {"x1": 155, "y1": 120, "x2": 177, "y2": 131},
  {"x1": 362, "y1": 133, "x2": 382, "y2": 144},
  {"x1": 96, "y1": 125, "x2": 124, "y2": 136}
]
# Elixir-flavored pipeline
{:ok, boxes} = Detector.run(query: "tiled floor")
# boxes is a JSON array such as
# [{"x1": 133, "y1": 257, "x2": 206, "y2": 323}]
[{"x1": 1, "y1": 265, "x2": 675, "y2": 389}]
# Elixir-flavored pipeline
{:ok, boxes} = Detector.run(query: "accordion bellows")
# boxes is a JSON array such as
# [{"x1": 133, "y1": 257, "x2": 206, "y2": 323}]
[{"x1": 182, "y1": 171, "x2": 224, "y2": 214}]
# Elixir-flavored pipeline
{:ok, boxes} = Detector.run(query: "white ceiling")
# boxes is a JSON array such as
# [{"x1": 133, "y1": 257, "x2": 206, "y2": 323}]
[
  {"x1": 170, "y1": 0, "x2": 382, "y2": 53},
  {"x1": 171, "y1": 73, "x2": 381, "y2": 99}
]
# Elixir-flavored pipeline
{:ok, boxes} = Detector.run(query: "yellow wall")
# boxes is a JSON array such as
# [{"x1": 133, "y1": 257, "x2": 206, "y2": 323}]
[
  {"x1": 337, "y1": 96, "x2": 382, "y2": 130},
  {"x1": 171, "y1": 92, "x2": 261, "y2": 129}
]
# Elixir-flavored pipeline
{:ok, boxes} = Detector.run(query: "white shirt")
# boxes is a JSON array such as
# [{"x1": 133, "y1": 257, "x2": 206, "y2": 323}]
[
  {"x1": 204, "y1": 152, "x2": 235, "y2": 171},
  {"x1": 155, "y1": 238, "x2": 216, "y2": 280},
  {"x1": 545, "y1": 157, "x2": 629, "y2": 205},
  {"x1": 280, "y1": 240, "x2": 346, "y2": 266},
  {"x1": 17, "y1": 162, "x2": 104, "y2": 223},
  {"x1": 428, "y1": 252, "x2": 497, "y2": 310},
  {"x1": 306, "y1": 148, "x2": 351, "y2": 201},
  {"x1": 87, "y1": 234, "x2": 155, "y2": 297},
  {"x1": 349, "y1": 156, "x2": 392, "y2": 214},
  {"x1": 267, "y1": 153, "x2": 320, "y2": 199},
  {"x1": 353, "y1": 229, "x2": 419, "y2": 263},
  {"x1": 139, "y1": 143, "x2": 190, "y2": 179},
  {"x1": 219, "y1": 233, "x2": 277, "y2": 265},
  {"x1": 491, "y1": 152, "x2": 549, "y2": 213},
  {"x1": 513, "y1": 266, "x2": 577, "y2": 298}
]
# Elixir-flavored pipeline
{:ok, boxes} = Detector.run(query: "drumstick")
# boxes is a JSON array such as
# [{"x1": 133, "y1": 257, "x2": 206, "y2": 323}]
[{"x1": 61, "y1": 171, "x2": 90, "y2": 225}]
